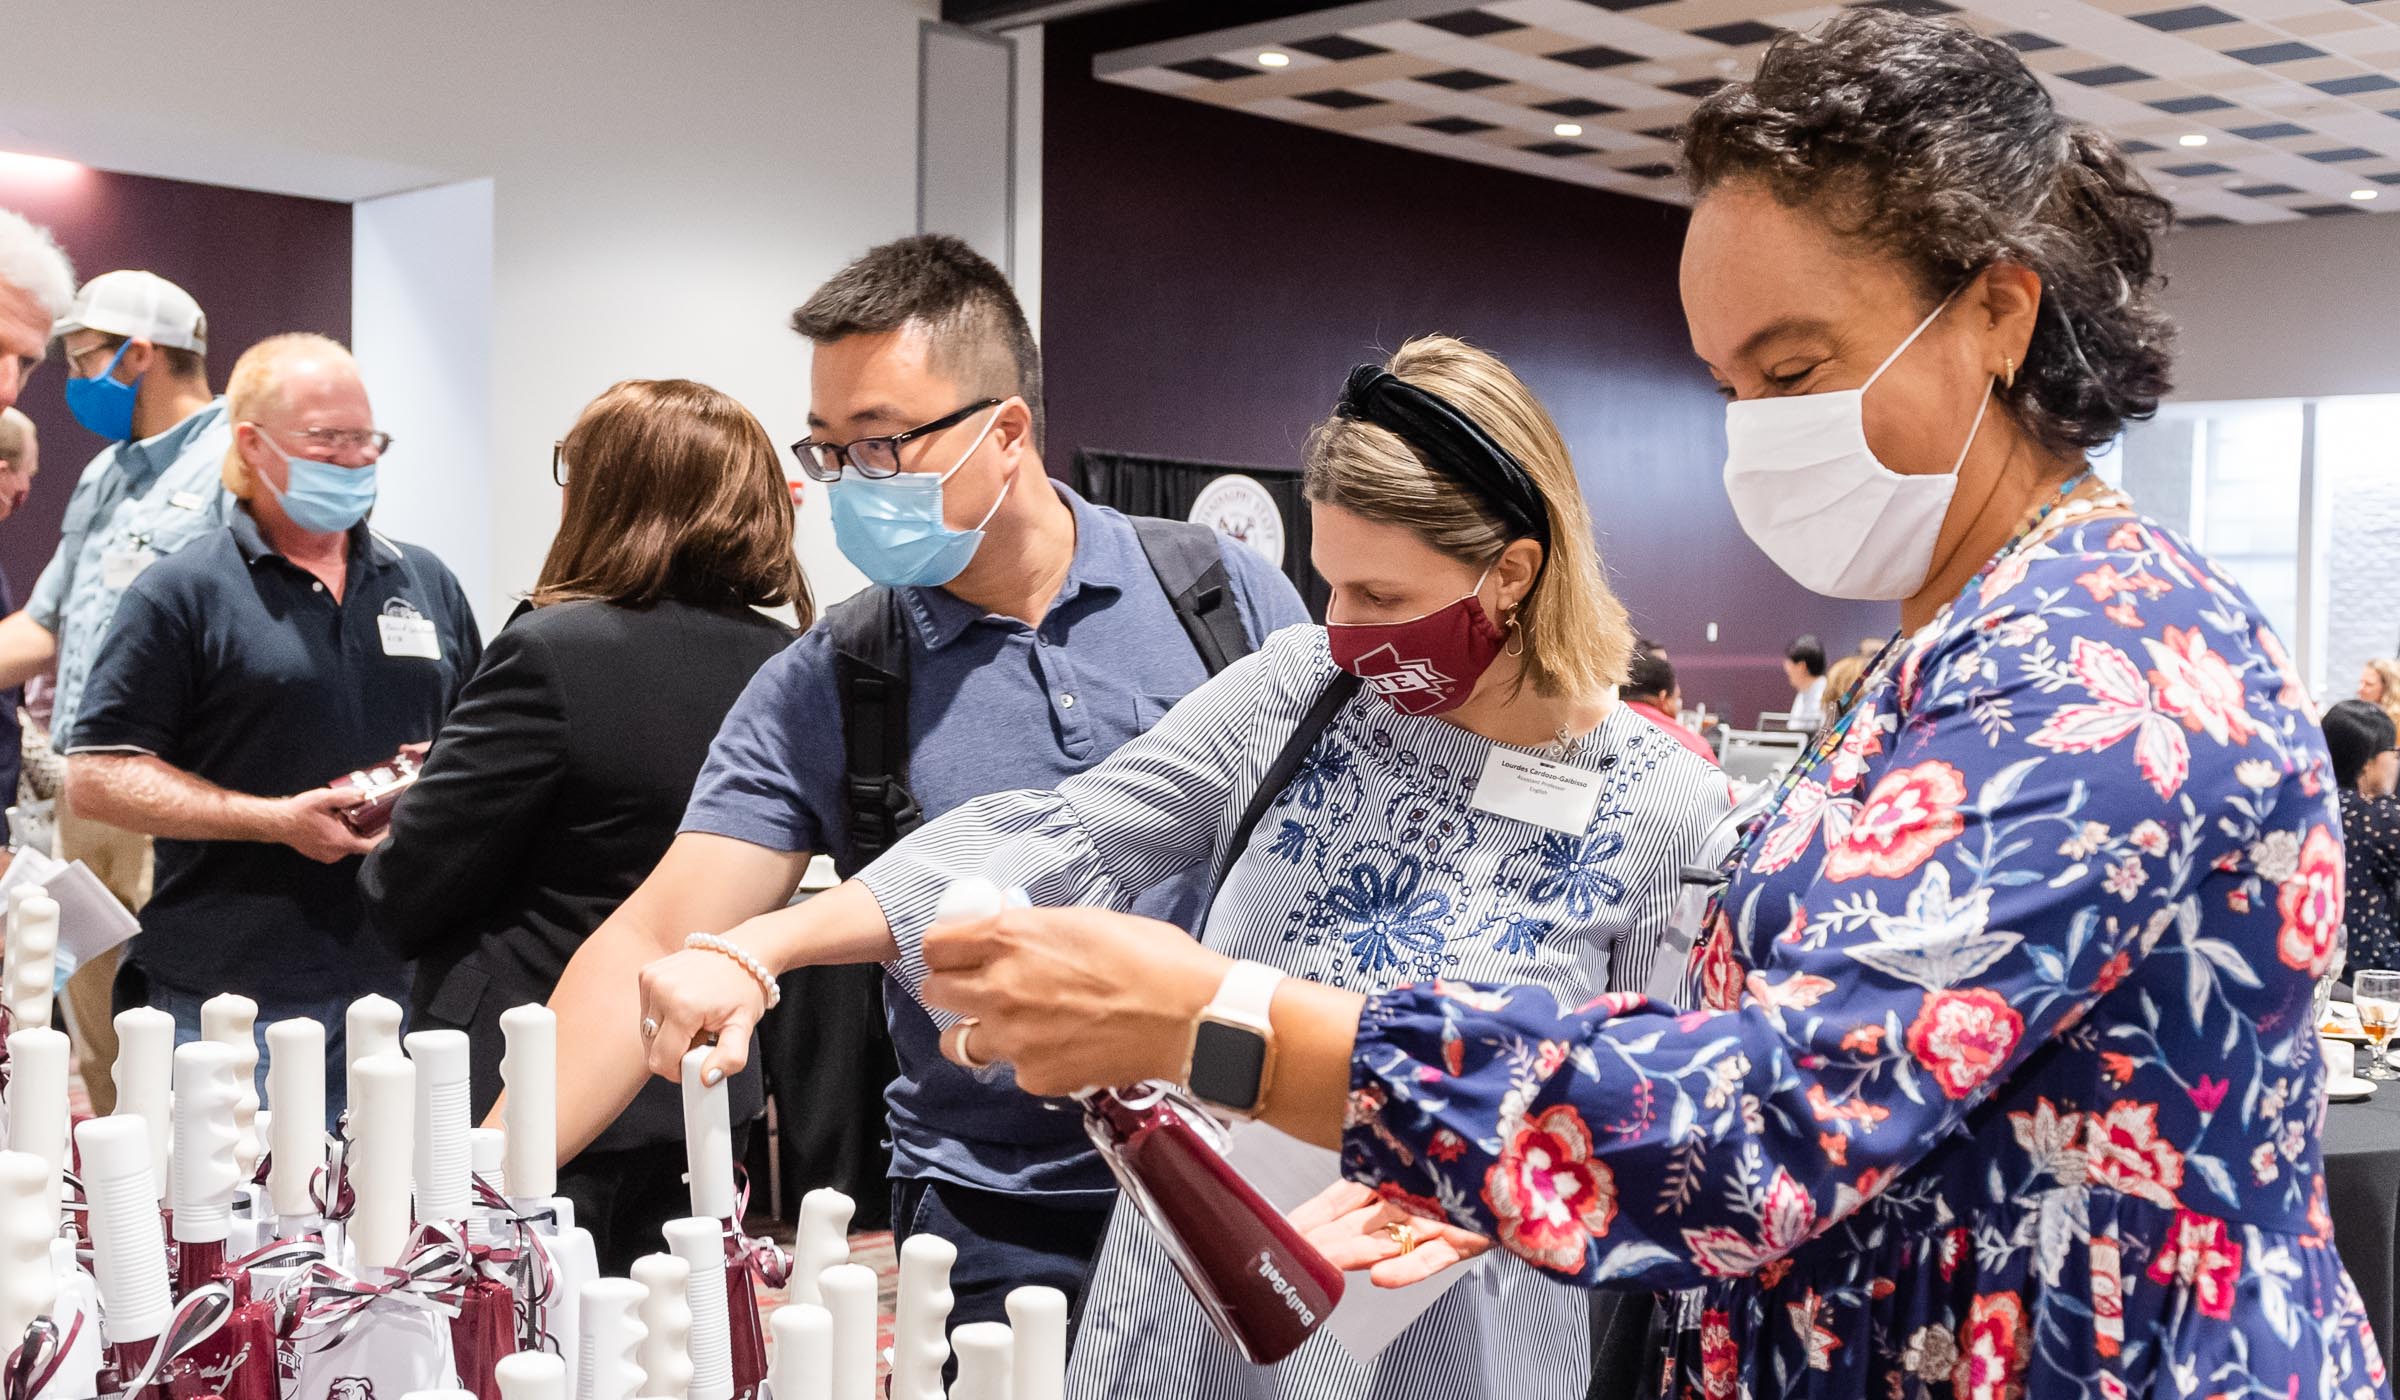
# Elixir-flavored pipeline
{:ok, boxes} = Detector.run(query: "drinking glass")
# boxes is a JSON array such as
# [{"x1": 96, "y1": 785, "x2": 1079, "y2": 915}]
[{"x1": 2355, "y1": 970, "x2": 2400, "y2": 1080}]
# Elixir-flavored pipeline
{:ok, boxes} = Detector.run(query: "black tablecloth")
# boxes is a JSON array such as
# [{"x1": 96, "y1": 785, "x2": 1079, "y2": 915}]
[{"x1": 2328, "y1": 1084, "x2": 2400, "y2": 1359}]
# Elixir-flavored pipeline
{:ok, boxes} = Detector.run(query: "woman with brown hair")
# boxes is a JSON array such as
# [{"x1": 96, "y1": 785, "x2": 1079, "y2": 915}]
[{"x1": 359, "y1": 377, "x2": 809, "y2": 1271}]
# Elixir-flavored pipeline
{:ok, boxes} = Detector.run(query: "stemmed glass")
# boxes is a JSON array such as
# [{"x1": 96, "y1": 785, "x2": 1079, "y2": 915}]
[{"x1": 2356, "y1": 970, "x2": 2400, "y2": 1080}]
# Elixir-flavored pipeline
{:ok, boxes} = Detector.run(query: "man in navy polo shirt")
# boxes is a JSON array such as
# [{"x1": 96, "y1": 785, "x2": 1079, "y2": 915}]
[
  {"x1": 67, "y1": 333, "x2": 479, "y2": 1111},
  {"x1": 539, "y1": 235, "x2": 1307, "y2": 1328}
]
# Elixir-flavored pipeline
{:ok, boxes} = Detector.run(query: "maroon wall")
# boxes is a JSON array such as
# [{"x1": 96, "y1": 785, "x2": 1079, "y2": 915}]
[
  {"x1": 1039, "y1": 12, "x2": 1895, "y2": 726},
  {"x1": 0, "y1": 164, "x2": 352, "y2": 610}
]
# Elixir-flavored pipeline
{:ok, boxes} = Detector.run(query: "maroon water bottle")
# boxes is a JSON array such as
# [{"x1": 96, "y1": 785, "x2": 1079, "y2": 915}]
[{"x1": 1081, "y1": 1086, "x2": 1344, "y2": 1364}]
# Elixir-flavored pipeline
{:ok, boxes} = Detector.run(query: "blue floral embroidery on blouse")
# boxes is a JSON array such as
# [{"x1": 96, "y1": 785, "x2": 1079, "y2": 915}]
[
  {"x1": 1277, "y1": 739, "x2": 1355, "y2": 811},
  {"x1": 1266, "y1": 817, "x2": 1310, "y2": 864},
  {"x1": 1526, "y1": 830, "x2": 1629, "y2": 920},
  {"x1": 1325, "y1": 853, "x2": 1453, "y2": 977}
]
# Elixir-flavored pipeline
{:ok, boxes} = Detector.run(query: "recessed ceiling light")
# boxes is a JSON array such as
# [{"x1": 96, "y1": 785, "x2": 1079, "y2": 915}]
[
  {"x1": 1554, "y1": 122, "x2": 1584, "y2": 137},
  {"x1": 1257, "y1": 50, "x2": 1290, "y2": 68},
  {"x1": 1713, "y1": 56, "x2": 1740, "y2": 75},
  {"x1": 2178, "y1": 133, "x2": 2209, "y2": 148},
  {"x1": 2352, "y1": 188, "x2": 2380, "y2": 201}
]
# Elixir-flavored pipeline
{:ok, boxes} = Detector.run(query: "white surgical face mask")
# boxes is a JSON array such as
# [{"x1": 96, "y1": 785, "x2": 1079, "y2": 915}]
[{"x1": 1720, "y1": 289, "x2": 1994, "y2": 600}]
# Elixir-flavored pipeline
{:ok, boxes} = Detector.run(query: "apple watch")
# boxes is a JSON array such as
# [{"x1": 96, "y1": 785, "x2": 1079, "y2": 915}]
[{"x1": 1184, "y1": 960, "x2": 1286, "y2": 1118}]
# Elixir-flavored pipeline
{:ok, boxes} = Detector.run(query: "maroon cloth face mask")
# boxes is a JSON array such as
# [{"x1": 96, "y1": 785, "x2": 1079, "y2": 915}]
[{"x1": 1324, "y1": 577, "x2": 1507, "y2": 718}]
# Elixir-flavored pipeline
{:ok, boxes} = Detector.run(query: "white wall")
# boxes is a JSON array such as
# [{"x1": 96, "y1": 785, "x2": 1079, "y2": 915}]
[
  {"x1": 0, "y1": 0, "x2": 937, "y2": 625},
  {"x1": 2161, "y1": 214, "x2": 2400, "y2": 405},
  {"x1": 352, "y1": 180, "x2": 494, "y2": 618}
]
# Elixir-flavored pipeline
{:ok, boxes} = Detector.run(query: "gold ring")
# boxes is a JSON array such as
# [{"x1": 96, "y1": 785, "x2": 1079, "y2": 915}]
[
  {"x1": 946, "y1": 1017, "x2": 993, "y2": 1072},
  {"x1": 1385, "y1": 1220, "x2": 1418, "y2": 1254},
  {"x1": 640, "y1": 1016, "x2": 659, "y2": 1040}
]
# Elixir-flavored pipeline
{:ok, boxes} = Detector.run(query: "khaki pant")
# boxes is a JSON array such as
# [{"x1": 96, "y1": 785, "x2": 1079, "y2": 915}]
[{"x1": 54, "y1": 800, "x2": 152, "y2": 1116}]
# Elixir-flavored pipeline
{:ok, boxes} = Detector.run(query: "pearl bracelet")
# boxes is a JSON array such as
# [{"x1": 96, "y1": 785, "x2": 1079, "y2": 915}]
[{"x1": 684, "y1": 932, "x2": 783, "y2": 1011}]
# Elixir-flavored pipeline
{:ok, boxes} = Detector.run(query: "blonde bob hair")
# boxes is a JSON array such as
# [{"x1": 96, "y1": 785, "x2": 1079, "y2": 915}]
[
  {"x1": 221, "y1": 332, "x2": 354, "y2": 500},
  {"x1": 1303, "y1": 334, "x2": 1632, "y2": 699}
]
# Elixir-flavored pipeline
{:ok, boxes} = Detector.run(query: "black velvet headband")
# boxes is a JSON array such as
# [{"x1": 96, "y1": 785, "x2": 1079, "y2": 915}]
[{"x1": 1335, "y1": 365, "x2": 1552, "y2": 551}]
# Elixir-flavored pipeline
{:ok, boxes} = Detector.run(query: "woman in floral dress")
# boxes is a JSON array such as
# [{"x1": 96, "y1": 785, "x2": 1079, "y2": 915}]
[{"x1": 909, "y1": 11, "x2": 2389, "y2": 1399}]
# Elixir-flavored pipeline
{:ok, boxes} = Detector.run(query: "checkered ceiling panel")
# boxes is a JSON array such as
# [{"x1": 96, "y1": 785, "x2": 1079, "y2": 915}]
[{"x1": 1095, "y1": 0, "x2": 2400, "y2": 223}]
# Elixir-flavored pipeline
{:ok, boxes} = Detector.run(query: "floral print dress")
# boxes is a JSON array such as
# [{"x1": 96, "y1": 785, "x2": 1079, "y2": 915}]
[{"x1": 1344, "y1": 513, "x2": 2391, "y2": 1399}]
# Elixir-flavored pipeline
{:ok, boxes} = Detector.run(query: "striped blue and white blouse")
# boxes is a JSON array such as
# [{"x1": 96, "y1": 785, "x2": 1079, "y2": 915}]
[{"x1": 861, "y1": 625, "x2": 1730, "y2": 1399}]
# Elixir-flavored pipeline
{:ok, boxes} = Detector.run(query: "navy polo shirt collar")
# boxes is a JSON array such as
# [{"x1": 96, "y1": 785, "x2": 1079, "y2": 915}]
[
  {"x1": 229, "y1": 505, "x2": 401, "y2": 581},
  {"x1": 899, "y1": 483, "x2": 1130, "y2": 651}
]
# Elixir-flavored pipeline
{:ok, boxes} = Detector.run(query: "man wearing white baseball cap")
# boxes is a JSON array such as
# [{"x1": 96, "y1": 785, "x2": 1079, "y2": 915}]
[
  {"x1": 0, "y1": 208, "x2": 75, "y2": 414},
  {"x1": 0, "y1": 267, "x2": 232, "y2": 1112}
]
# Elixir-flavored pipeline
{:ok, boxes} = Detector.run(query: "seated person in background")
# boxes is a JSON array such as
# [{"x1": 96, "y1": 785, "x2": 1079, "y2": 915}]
[
  {"x1": 2357, "y1": 656, "x2": 2400, "y2": 735},
  {"x1": 65, "y1": 333, "x2": 481, "y2": 1114},
  {"x1": 1819, "y1": 649, "x2": 1869, "y2": 726},
  {"x1": 2327, "y1": 697, "x2": 2400, "y2": 977},
  {"x1": 1781, "y1": 631, "x2": 1827, "y2": 729},
  {"x1": 360, "y1": 378, "x2": 808, "y2": 1274},
  {"x1": 1622, "y1": 642, "x2": 1716, "y2": 763}
]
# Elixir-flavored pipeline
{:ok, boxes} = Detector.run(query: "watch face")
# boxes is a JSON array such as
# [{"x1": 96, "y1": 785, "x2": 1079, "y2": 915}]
[{"x1": 1188, "y1": 1019, "x2": 1268, "y2": 1112}]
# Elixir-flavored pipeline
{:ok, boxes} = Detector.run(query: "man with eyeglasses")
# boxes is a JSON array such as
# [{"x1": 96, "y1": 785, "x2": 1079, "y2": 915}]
[
  {"x1": 67, "y1": 333, "x2": 479, "y2": 1100},
  {"x1": 0, "y1": 268, "x2": 232, "y2": 1109},
  {"x1": 534, "y1": 234, "x2": 1307, "y2": 1331}
]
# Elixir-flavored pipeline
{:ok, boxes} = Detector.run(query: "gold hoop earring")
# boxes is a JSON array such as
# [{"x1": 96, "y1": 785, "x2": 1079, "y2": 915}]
[
  {"x1": 2002, "y1": 355, "x2": 2016, "y2": 390},
  {"x1": 1504, "y1": 614, "x2": 1525, "y2": 658}
]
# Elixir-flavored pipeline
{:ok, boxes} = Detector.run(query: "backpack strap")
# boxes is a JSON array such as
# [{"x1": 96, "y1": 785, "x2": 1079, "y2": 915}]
[
  {"x1": 826, "y1": 586, "x2": 921, "y2": 879},
  {"x1": 1205, "y1": 672, "x2": 1362, "y2": 911},
  {"x1": 1128, "y1": 515, "x2": 1254, "y2": 678}
]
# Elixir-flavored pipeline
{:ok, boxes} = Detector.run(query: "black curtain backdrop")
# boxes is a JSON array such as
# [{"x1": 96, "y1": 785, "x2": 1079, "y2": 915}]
[{"x1": 1068, "y1": 448, "x2": 1327, "y2": 621}]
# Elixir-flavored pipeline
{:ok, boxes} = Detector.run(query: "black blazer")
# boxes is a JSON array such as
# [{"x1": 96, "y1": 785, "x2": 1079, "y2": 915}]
[{"x1": 359, "y1": 597, "x2": 795, "y2": 1152}]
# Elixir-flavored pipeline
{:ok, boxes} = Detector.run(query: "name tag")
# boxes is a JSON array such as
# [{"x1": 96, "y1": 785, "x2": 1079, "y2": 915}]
[
  {"x1": 101, "y1": 546, "x2": 157, "y2": 591},
  {"x1": 378, "y1": 607, "x2": 442, "y2": 660},
  {"x1": 168, "y1": 492, "x2": 206, "y2": 511},
  {"x1": 1469, "y1": 747, "x2": 1605, "y2": 835}
]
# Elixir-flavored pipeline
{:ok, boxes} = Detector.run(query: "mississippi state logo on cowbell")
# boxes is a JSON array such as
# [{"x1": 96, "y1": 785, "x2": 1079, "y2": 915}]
[
  {"x1": 1188, "y1": 474, "x2": 1285, "y2": 569},
  {"x1": 1347, "y1": 643, "x2": 1456, "y2": 714}
]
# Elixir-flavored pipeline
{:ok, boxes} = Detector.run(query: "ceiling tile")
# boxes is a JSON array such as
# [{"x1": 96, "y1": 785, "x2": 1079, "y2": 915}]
[
  {"x1": 1424, "y1": 9, "x2": 1532, "y2": 36},
  {"x1": 2061, "y1": 63, "x2": 2158, "y2": 84},
  {"x1": 1289, "y1": 34, "x2": 1390, "y2": 61},
  {"x1": 1690, "y1": 19, "x2": 1785, "y2": 42},
  {"x1": 1548, "y1": 42, "x2": 1651, "y2": 65},
  {"x1": 1419, "y1": 66, "x2": 1515, "y2": 89},
  {"x1": 1537, "y1": 96, "x2": 1623, "y2": 114},
  {"x1": 2129, "y1": 3, "x2": 2243, "y2": 27},
  {"x1": 1416, "y1": 114, "x2": 1505, "y2": 134},
  {"x1": 1295, "y1": 88, "x2": 1387, "y2": 109}
]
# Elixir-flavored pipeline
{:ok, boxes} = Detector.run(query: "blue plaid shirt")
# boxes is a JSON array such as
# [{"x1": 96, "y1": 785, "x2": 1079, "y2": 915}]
[{"x1": 26, "y1": 400, "x2": 234, "y2": 747}]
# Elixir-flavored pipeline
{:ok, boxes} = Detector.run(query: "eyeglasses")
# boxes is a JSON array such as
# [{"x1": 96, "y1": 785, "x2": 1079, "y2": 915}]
[
  {"x1": 552, "y1": 440, "x2": 568, "y2": 487},
  {"x1": 789, "y1": 398, "x2": 1002, "y2": 484},
  {"x1": 281, "y1": 426, "x2": 394, "y2": 458}
]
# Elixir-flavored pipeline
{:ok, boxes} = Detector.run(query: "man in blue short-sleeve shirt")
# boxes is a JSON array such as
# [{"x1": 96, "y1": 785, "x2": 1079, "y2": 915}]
[
  {"x1": 67, "y1": 333, "x2": 479, "y2": 1116},
  {"x1": 540, "y1": 235, "x2": 1306, "y2": 1331}
]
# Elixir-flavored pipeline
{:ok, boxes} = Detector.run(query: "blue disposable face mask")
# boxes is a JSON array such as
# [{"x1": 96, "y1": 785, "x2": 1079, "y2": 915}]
[
  {"x1": 256, "y1": 430, "x2": 380, "y2": 533},
  {"x1": 828, "y1": 409, "x2": 1010, "y2": 588},
  {"x1": 65, "y1": 341, "x2": 140, "y2": 441}
]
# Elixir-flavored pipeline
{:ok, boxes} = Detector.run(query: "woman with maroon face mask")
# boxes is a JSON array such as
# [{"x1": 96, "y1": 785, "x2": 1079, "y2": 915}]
[{"x1": 627, "y1": 333, "x2": 1729, "y2": 1397}]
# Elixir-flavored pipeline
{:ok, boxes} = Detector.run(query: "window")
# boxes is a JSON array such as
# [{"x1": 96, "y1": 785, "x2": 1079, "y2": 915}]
[{"x1": 2117, "y1": 394, "x2": 2400, "y2": 700}]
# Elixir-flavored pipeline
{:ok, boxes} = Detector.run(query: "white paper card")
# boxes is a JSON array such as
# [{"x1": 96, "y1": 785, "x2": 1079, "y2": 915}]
[
  {"x1": 40, "y1": 860, "x2": 139, "y2": 965},
  {"x1": 100, "y1": 547, "x2": 157, "y2": 592},
  {"x1": 1222, "y1": 1120, "x2": 1484, "y2": 1363},
  {"x1": 378, "y1": 613, "x2": 441, "y2": 660},
  {"x1": 0, "y1": 846, "x2": 64, "y2": 907},
  {"x1": 1468, "y1": 749, "x2": 1604, "y2": 835}
]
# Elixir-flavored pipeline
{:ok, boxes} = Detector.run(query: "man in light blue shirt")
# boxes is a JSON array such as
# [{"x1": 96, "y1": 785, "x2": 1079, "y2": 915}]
[
  {"x1": 0, "y1": 269, "x2": 231, "y2": 1112},
  {"x1": 535, "y1": 235, "x2": 1309, "y2": 1334}
]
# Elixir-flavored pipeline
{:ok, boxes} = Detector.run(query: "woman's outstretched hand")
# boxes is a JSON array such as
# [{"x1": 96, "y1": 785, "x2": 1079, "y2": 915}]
[
  {"x1": 1289, "y1": 1180, "x2": 1494, "y2": 1290},
  {"x1": 920, "y1": 905, "x2": 1232, "y2": 1096}
]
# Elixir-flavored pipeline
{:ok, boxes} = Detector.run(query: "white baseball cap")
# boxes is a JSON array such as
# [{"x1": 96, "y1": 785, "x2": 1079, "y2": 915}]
[{"x1": 53, "y1": 270, "x2": 206, "y2": 354}]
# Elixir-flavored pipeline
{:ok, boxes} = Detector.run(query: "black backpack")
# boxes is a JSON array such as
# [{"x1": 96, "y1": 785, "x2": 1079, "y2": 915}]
[{"x1": 822, "y1": 514, "x2": 1256, "y2": 876}]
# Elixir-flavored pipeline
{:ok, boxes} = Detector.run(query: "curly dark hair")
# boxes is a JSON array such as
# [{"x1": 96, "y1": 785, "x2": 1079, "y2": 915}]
[{"x1": 1683, "y1": 9, "x2": 2175, "y2": 457}]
